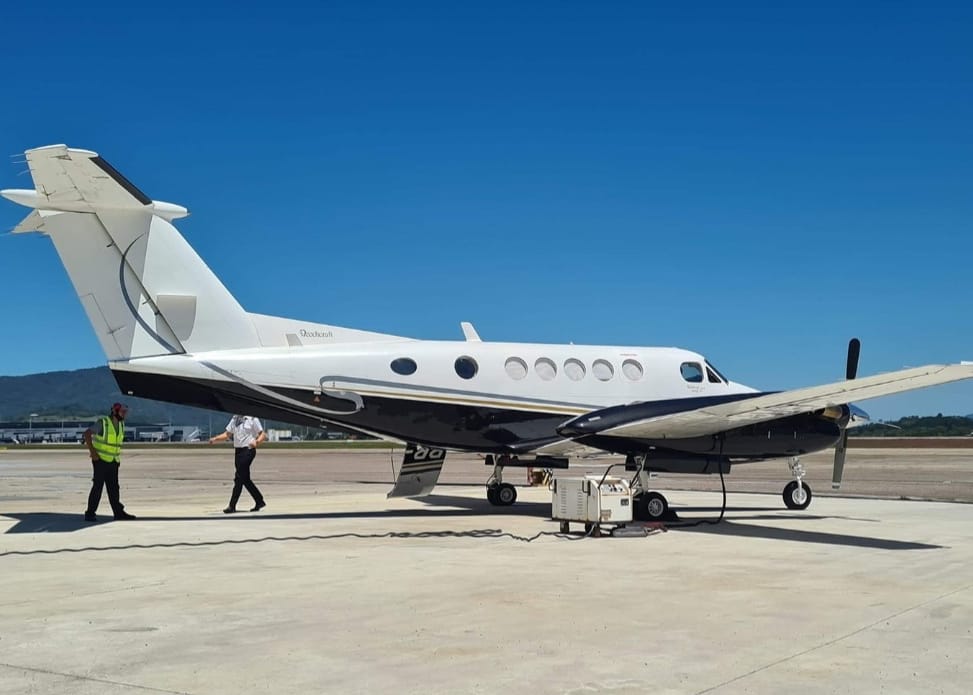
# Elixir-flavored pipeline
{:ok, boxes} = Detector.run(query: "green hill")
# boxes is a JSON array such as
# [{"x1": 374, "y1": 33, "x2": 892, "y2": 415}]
[
  {"x1": 0, "y1": 366, "x2": 355, "y2": 439},
  {"x1": 0, "y1": 366, "x2": 228, "y2": 425}
]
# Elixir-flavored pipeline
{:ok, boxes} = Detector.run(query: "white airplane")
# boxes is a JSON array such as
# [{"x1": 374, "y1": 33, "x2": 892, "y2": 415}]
[{"x1": 4, "y1": 145, "x2": 972, "y2": 519}]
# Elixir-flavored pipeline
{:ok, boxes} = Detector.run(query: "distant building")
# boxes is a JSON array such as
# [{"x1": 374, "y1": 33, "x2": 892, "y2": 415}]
[
  {"x1": 0, "y1": 421, "x2": 201, "y2": 444},
  {"x1": 266, "y1": 429, "x2": 300, "y2": 442}
]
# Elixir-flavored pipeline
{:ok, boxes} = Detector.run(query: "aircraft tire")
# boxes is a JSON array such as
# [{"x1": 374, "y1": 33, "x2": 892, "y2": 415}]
[
  {"x1": 783, "y1": 481, "x2": 812, "y2": 510},
  {"x1": 496, "y1": 483, "x2": 517, "y2": 506},
  {"x1": 486, "y1": 485, "x2": 500, "y2": 505}
]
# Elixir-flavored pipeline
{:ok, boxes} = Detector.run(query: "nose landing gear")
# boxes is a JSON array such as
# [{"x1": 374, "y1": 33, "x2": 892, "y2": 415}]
[{"x1": 783, "y1": 457, "x2": 812, "y2": 510}]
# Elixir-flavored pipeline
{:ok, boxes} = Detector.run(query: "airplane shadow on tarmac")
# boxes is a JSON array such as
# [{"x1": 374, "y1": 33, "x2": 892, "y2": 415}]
[
  {"x1": 0, "y1": 495, "x2": 545, "y2": 536},
  {"x1": 0, "y1": 495, "x2": 944, "y2": 552}
]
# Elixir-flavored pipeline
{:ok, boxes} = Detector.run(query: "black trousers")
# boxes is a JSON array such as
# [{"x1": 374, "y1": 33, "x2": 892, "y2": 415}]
[
  {"x1": 229, "y1": 447, "x2": 264, "y2": 508},
  {"x1": 87, "y1": 459, "x2": 125, "y2": 516}
]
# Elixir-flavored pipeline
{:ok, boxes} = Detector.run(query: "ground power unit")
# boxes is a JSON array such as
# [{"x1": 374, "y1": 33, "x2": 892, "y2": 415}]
[{"x1": 552, "y1": 475, "x2": 632, "y2": 535}]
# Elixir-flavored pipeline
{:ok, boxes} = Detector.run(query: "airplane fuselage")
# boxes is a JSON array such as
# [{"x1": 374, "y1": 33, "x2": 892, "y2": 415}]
[{"x1": 109, "y1": 339, "x2": 841, "y2": 461}]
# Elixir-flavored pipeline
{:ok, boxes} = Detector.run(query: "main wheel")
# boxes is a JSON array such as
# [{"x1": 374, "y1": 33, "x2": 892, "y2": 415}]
[
  {"x1": 496, "y1": 483, "x2": 517, "y2": 506},
  {"x1": 783, "y1": 480, "x2": 812, "y2": 510},
  {"x1": 639, "y1": 491, "x2": 669, "y2": 520},
  {"x1": 486, "y1": 485, "x2": 500, "y2": 505}
]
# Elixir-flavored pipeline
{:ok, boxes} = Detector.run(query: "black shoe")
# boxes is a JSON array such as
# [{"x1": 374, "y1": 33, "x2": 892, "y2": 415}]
[
  {"x1": 223, "y1": 507, "x2": 237, "y2": 514},
  {"x1": 84, "y1": 512, "x2": 98, "y2": 522},
  {"x1": 114, "y1": 512, "x2": 137, "y2": 520},
  {"x1": 250, "y1": 501, "x2": 266, "y2": 512}
]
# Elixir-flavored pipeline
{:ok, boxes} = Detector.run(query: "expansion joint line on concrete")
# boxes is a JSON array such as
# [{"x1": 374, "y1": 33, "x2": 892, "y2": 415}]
[
  {"x1": 0, "y1": 661, "x2": 191, "y2": 694},
  {"x1": 694, "y1": 581, "x2": 973, "y2": 695}
]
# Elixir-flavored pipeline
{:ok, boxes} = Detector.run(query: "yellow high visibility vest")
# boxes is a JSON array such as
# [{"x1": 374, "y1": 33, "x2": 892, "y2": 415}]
[{"x1": 92, "y1": 416, "x2": 124, "y2": 462}]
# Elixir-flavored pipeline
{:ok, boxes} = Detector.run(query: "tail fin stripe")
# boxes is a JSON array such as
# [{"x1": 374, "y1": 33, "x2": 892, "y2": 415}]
[{"x1": 118, "y1": 234, "x2": 182, "y2": 354}]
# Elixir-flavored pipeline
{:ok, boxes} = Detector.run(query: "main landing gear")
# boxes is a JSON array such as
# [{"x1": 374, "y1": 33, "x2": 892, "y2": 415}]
[
  {"x1": 485, "y1": 454, "x2": 518, "y2": 507},
  {"x1": 783, "y1": 456, "x2": 812, "y2": 510},
  {"x1": 628, "y1": 454, "x2": 670, "y2": 521}
]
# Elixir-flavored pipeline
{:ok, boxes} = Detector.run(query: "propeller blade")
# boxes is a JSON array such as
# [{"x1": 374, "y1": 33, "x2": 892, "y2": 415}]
[
  {"x1": 846, "y1": 338, "x2": 861, "y2": 380},
  {"x1": 835, "y1": 338, "x2": 860, "y2": 488},
  {"x1": 832, "y1": 430, "x2": 849, "y2": 489}
]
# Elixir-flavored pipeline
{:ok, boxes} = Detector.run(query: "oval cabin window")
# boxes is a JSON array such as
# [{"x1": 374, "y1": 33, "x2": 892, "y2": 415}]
[
  {"x1": 535, "y1": 357, "x2": 557, "y2": 381},
  {"x1": 592, "y1": 359, "x2": 614, "y2": 381},
  {"x1": 621, "y1": 359, "x2": 644, "y2": 381},
  {"x1": 564, "y1": 358, "x2": 586, "y2": 381},
  {"x1": 390, "y1": 358, "x2": 417, "y2": 375},
  {"x1": 505, "y1": 357, "x2": 528, "y2": 380},
  {"x1": 454, "y1": 356, "x2": 479, "y2": 380}
]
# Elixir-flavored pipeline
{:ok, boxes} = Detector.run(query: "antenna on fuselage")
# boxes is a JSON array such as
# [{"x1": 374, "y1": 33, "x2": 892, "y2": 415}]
[{"x1": 460, "y1": 322, "x2": 482, "y2": 342}]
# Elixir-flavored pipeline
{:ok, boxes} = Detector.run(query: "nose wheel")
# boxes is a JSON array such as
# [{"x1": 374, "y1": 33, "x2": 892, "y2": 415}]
[
  {"x1": 783, "y1": 480, "x2": 812, "y2": 509},
  {"x1": 783, "y1": 457, "x2": 812, "y2": 510}
]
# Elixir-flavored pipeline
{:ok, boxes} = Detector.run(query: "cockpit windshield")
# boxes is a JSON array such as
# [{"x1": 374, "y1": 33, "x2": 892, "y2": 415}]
[{"x1": 705, "y1": 360, "x2": 729, "y2": 384}]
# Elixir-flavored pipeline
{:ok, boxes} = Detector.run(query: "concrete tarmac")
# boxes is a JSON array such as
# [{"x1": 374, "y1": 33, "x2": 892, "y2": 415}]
[{"x1": 1, "y1": 447, "x2": 972, "y2": 694}]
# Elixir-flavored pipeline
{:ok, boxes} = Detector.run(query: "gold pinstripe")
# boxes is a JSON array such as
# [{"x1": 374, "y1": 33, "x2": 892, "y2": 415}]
[{"x1": 341, "y1": 386, "x2": 591, "y2": 415}]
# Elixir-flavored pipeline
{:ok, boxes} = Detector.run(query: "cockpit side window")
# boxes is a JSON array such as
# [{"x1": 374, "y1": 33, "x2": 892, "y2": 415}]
[
  {"x1": 680, "y1": 362, "x2": 704, "y2": 383},
  {"x1": 705, "y1": 360, "x2": 728, "y2": 383}
]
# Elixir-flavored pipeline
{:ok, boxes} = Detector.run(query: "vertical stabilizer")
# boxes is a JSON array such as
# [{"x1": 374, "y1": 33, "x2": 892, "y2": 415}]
[{"x1": 3, "y1": 145, "x2": 260, "y2": 360}]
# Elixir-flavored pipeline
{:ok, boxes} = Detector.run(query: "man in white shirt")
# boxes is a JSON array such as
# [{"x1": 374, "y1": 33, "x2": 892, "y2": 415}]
[{"x1": 208, "y1": 414, "x2": 268, "y2": 513}]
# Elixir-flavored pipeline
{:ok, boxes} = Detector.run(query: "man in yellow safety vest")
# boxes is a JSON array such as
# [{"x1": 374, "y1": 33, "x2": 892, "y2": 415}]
[{"x1": 83, "y1": 402, "x2": 136, "y2": 521}]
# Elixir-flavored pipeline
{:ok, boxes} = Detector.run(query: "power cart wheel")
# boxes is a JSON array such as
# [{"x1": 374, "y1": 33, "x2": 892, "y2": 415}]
[{"x1": 640, "y1": 491, "x2": 669, "y2": 520}]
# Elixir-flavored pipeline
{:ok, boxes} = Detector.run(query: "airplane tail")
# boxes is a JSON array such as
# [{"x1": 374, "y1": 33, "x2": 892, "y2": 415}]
[
  {"x1": 4, "y1": 145, "x2": 407, "y2": 360},
  {"x1": 2, "y1": 145, "x2": 260, "y2": 361}
]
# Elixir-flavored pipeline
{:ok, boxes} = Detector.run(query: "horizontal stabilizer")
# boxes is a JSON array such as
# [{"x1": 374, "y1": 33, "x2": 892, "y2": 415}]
[
  {"x1": 11, "y1": 209, "x2": 48, "y2": 233},
  {"x1": 1, "y1": 145, "x2": 188, "y2": 219}
]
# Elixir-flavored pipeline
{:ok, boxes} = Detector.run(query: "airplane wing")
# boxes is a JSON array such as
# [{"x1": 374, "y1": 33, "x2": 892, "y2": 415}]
[{"x1": 560, "y1": 363, "x2": 973, "y2": 441}]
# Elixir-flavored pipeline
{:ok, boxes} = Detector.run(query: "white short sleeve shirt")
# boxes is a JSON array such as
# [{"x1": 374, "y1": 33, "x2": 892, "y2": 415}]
[{"x1": 226, "y1": 416, "x2": 263, "y2": 448}]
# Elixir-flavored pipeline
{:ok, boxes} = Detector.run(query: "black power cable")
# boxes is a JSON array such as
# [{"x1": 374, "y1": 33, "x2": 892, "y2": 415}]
[{"x1": 0, "y1": 527, "x2": 597, "y2": 558}]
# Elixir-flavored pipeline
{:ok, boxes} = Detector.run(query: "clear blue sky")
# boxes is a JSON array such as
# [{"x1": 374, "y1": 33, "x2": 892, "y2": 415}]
[{"x1": 1, "y1": 1, "x2": 971, "y2": 420}]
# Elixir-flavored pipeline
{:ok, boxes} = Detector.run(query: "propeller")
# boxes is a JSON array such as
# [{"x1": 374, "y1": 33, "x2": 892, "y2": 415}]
[{"x1": 832, "y1": 338, "x2": 861, "y2": 489}]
